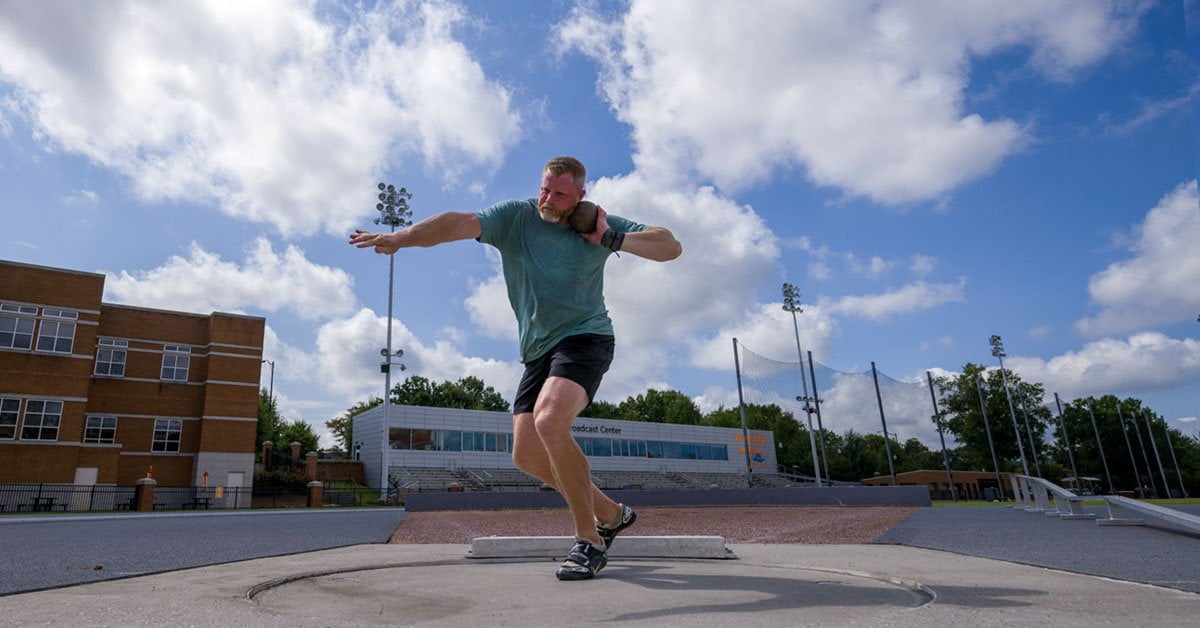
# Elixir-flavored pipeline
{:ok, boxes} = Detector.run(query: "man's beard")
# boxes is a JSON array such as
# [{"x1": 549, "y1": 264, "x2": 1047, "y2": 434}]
[{"x1": 538, "y1": 203, "x2": 569, "y2": 223}]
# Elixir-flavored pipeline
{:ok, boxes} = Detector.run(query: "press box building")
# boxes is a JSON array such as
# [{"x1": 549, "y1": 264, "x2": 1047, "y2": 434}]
[
  {"x1": 353, "y1": 404, "x2": 779, "y2": 488},
  {"x1": 0, "y1": 260, "x2": 265, "y2": 488}
]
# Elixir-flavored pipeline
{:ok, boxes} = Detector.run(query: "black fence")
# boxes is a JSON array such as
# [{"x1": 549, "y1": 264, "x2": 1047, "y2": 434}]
[{"x1": 0, "y1": 483, "x2": 137, "y2": 513}]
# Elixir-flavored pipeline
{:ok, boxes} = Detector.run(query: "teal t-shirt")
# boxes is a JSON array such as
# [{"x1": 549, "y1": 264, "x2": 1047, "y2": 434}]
[{"x1": 475, "y1": 198, "x2": 646, "y2": 363}]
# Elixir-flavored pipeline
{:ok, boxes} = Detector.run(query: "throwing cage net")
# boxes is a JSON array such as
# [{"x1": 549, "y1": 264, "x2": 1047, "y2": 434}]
[{"x1": 735, "y1": 341, "x2": 940, "y2": 455}]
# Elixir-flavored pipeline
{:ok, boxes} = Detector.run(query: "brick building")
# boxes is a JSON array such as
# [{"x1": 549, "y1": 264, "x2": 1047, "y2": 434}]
[{"x1": 0, "y1": 260, "x2": 264, "y2": 488}]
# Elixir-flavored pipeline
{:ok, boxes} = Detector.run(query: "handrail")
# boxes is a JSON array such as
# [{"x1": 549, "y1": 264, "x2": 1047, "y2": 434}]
[
  {"x1": 1097, "y1": 495, "x2": 1200, "y2": 532},
  {"x1": 1014, "y1": 474, "x2": 1095, "y2": 520}
]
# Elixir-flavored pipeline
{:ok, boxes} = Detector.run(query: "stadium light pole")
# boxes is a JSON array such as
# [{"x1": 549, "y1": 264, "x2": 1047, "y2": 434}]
[
  {"x1": 990, "y1": 335, "x2": 1030, "y2": 477},
  {"x1": 783, "y1": 283, "x2": 822, "y2": 486},
  {"x1": 375, "y1": 181, "x2": 413, "y2": 499}
]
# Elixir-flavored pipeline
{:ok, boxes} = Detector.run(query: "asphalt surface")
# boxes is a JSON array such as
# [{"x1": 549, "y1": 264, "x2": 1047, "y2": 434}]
[
  {"x1": 0, "y1": 509, "x2": 408, "y2": 595},
  {"x1": 874, "y1": 504, "x2": 1200, "y2": 592}
]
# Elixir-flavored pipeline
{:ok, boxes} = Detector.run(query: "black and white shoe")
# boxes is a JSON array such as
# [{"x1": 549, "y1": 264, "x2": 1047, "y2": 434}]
[
  {"x1": 597, "y1": 503, "x2": 637, "y2": 549},
  {"x1": 555, "y1": 538, "x2": 608, "y2": 581}
]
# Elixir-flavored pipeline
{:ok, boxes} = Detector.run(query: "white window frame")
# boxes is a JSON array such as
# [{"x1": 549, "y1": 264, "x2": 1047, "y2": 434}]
[
  {"x1": 21, "y1": 400, "x2": 62, "y2": 441},
  {"x1": 95, "y1": 338, "x2": 129, "y2": 377},
  {"x1": 84, "y1": 416, "x2": 117, "y2": 444},
  {"x1": 36, "y1": 319, "x2": 76, "y2": 353},
  {"x1": 151, "y1": 418, "x2": 182, "y2": 452},
  {"x1": 0, "y1": 398, "x2": 19, "y2": 440},
  {"x1": 160, "y1": 345, "x2": 191, "y2": 381},
  {"x1": 0, "y1": 304, "x2": 37, "y2": 350}
]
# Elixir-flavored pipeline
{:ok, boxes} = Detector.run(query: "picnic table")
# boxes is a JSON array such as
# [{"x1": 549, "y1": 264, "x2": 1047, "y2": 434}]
[{"x1": 18, "y1": 497, "x2": 65, "y2": 512}]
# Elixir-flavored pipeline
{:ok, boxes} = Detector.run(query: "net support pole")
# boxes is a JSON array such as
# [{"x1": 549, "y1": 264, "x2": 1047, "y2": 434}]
[
  {"x1": 788, "y1": 308, "x2": 822, "y2": 486},
  {"x1": 732, "y1": 337, "x2": 754, "y2": 488},
  {"x1": 1115, "y1": 403, "x2": 1145, "y2": 497},
  {"x1": 976, "y1": 378, "x2": 1005, "y2": 500},
  {"x1": 927, "y1": 371, "x2": 957, "y2": 501},
  {"x1": 1053, "y1": 393, "x2": 1080, "y2": 489},
  {"x1": 1141, "y1": 409, "x2": 1170, "y2": 499},
  {"x1": 808, "y1": 351, "x2": 831, "y2": 486},
  {"x1": 1086, "y1": 399, "x2": 1114, "y2": 494},
  {"x1": 871, "y1": 362, "x2": 898, "y2": 487}
]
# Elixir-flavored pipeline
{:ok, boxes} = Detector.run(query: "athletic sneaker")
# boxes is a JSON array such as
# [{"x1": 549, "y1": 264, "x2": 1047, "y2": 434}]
[
  {"x1": 597, "y1": 503, "x2": 637, "y2": 549},
  {"x1": 556, "y1": 538, "x2": 608, "y2": 581}
]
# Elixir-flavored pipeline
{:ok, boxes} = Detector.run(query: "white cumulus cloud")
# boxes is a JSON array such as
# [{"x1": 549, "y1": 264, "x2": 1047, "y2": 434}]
[
  {"x1": 0, "y1": 0, "x2": 522, "y2": 236},
  {"x1": 103, "y1": 237, "x2": 355, "y2": 319},
  {"x1": 1005, "y1": 332, "x2": 1200, "y2": 400},
  {"x1": 558, "y1": 0, "x2": 1142, "y2": 204},
  {"x1": 1075, "y1": 180, "x2": 1200, "y2": 335},
  {"x1": 821, "y1": 279, "x2": 967, "y2": 320}
]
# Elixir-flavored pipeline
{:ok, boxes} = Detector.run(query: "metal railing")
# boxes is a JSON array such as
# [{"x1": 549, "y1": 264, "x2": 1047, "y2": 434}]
[{"x1": 0, "y1": 483, "x2": 137, "y2": 513}]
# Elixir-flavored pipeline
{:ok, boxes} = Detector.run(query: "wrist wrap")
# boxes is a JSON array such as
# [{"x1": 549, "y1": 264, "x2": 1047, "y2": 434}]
[{"x1": 600, "y1": 228, "x2": 625, "y2": 252}]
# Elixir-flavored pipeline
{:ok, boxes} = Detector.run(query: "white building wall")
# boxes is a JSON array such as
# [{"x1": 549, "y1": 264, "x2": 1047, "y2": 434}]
[{"x1": 354, "y1": 404, "x2": 778, "y2": 488}]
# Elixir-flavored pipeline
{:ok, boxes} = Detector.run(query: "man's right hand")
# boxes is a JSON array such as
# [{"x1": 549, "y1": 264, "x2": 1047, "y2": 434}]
[{"x1": 349, "y1": 230, "x2": 398, "y2": 255}]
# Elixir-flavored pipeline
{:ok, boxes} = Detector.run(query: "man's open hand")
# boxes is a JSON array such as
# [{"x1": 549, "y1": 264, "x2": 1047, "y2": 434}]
[{"x1": 349, "y1": 230, "x2": 398, "y2": 254}]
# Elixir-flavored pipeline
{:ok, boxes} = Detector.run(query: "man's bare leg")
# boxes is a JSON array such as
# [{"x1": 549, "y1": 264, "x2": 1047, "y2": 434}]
[
  {"x1": 522, "y1": 376, "x2": 619, "y2": 544},
  {"x1": 512, "y1": 410, "x2": 620, "y2": 527}
]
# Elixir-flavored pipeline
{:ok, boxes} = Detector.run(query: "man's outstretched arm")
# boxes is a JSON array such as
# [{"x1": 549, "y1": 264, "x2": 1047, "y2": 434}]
[
  {"x1": 349, "y1": 211, "x2": 481, "y2": 254},
  {"x1": 582, "y1": 207, "x2": 682, "y2": 262}
]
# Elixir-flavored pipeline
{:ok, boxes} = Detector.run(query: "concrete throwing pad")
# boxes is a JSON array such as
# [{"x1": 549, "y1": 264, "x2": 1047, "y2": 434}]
[
  {"x1": 3, "y1": 544, "x2": 1198, "y2": 626},
  {"x1": 253, "y1": 559, "x2": 929, "y2": 626},
  {"x1": 469, "y1": 535, "x2": 731, "y2": 559}
]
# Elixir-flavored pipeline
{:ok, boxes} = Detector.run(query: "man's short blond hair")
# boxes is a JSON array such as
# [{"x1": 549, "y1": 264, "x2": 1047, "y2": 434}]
[{"x1": 544, "y1": 156, "x2": 586, "y2": 189}]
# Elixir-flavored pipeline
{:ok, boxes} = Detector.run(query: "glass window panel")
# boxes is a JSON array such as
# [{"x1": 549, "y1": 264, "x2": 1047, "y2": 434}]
[
  {"x1": 0, "y1": 316, "x2": 34, "y2": 349},
  {"x1": 473, "y1": 432, "x2": 485, "y2": 451},
  {"x1": 574, "y1": 437, "x2": 588, "y2": 455},
  {"x1": 442, "y1": 430, "x2": 461, "y2": 451},
  {"x1": 716, "y1": 445, "x2": 728, "y2": 460},
  {"x1": 411, "y1": 429, "x2": 433, "y2": 450},
  {"x1": 592, "y1": 438, "x2": 611, "y2": 456},
  {"x1": 663, "y1": 441, "x2": 681, "y2": 459},
  {"x1": 646, "y1": 441, "x2": 662, "y2": 458},
  {"x1": 681, "y1": 443, "x2": 696, "y2": 459},
  {"x1": 485, "y1": 432, "x2": 496, "y2": 452},
  {"x1": 389, "y1": 427, "x2": 410, "y2": 449},
  {"x1": 0, "y1": 398, "x2": 18, "y2": 440},
  {"x1": 637, "y1": 441, "x2": 647, "y2": 457}
]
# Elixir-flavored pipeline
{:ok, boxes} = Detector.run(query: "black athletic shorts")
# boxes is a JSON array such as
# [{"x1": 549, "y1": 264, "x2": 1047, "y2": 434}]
[{"x1": 513, "y1": 333, "x2": 615, "y2": 414}]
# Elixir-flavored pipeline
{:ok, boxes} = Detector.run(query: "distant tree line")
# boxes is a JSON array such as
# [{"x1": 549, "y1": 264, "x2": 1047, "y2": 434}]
[{"x1": 316, "y1": 370, "x2": 1199, "y2": 494}]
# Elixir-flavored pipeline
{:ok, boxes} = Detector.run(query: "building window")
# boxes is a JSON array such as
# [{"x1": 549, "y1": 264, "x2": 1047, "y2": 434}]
[
  {"x1": 152, "y1": 418, "x2": 182, "y2": 452},
  {"x1": 0, "y1": 398, "x2": 19, "y2": 440},
  {"x1": 21, "y1": 400, "x2": 62, "y2": 441},
  {"x1": 161, "y1": 345, "x2": 191, "y2": 381},
  {"x1": 84, "y1": 416, "x2": 117, "y2": 444},
  {"x1": 36, "y1": 320, "x2": 76, "y2": 353},
  {"x1": 0, "y1": 304, "x2": 37, "y2": 350},
  {"x1": 95, "y1": 338, "x2": 128, "y2": 376}
]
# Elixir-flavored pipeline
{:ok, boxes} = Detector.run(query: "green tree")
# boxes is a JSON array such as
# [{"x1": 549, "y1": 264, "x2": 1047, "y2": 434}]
[
  {"x1": 579, "y1": 399, "x2": 620, "y2": 419},
  {"x1": 256, "y1": 389, "x2": 283, "y2": 457},
  {"x1": 325, "y1": 397, "x2": 381, "y2": 456},
  {"x1": 279, "y1": 419, "x2": 320, "y2": 458},
  {"x1": 934, "y1": 363, "x2": 1050, "y2": 474},
  {"x1": 1054, "y1": 395, "x2": 1198, "y2": 496},
  {"x1": 390, "y1": 375, "x2": 509, "y2": 412},
  {"x1": 616, "y1": 389, "x2": 703, "y2": 424}
]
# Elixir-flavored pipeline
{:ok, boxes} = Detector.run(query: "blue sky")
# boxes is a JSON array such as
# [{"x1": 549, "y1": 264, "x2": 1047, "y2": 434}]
[{"x1": 2, "y1": 0, "x2": 1198, "y2": 448}]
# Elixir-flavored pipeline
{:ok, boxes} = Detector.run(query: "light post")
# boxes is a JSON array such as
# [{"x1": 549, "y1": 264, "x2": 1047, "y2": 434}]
[
  {"x1": 870, "y1": 362, "x2": 897, "y2": 486},
  {"x1": 783, "y1": 283, "x2": 822, "y2": 486},
  {"x1": 375, "y1": 181, "x2": 413, "y2": 499},
  {"x1": 990, "y1": 335, "x2": 1030, "y2": 477}
]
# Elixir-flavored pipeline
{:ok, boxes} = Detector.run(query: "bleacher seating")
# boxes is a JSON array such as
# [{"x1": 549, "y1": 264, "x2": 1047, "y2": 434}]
[{"x1": 394, "y1": 466, "x2": 818, "y2": 492}]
